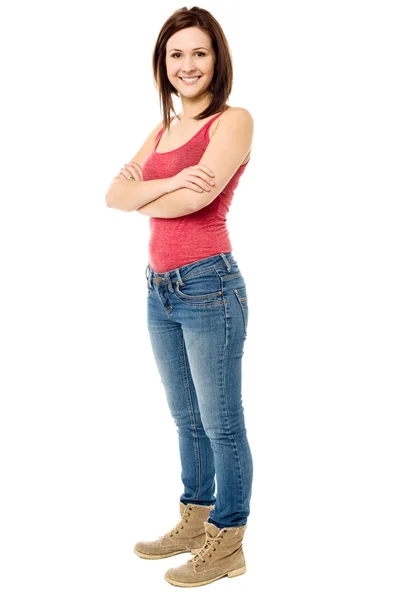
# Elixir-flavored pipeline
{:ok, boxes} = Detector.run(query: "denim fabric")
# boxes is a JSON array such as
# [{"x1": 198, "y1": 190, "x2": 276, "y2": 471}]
[{"x1": 145, "y1": 251, "x2": 253, "y2": 528}]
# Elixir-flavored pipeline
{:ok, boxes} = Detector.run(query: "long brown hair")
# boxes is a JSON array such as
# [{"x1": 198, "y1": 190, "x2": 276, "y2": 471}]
[{"x1": 152, "y1": 6, "x2": 233, "y2": 129}]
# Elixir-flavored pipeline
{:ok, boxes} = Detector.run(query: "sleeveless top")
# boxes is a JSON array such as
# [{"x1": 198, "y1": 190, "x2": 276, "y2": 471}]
[{"x1": 141, "y1": 111, "x2": 250, "y2": 273}]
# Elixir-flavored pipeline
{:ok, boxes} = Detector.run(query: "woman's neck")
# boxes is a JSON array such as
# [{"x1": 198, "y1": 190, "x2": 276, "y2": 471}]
[{"x1": 179, "y1": 95, "x2": 213, "y2": 120}]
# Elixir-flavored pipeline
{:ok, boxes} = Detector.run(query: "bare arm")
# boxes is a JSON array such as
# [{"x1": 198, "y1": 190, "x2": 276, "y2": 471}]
[
  {"x1": 105, "y1": 119, "x2": 168, "y2": 212},
  {"x1": 105, "y1": 177, "x2": 174, "y2": 212},
  {"x1": 136, "y1": 188, "x2": 202, "y2": 218},
  {"x1": 106, "y1": 176, "x2": 201, "y2": 216}
]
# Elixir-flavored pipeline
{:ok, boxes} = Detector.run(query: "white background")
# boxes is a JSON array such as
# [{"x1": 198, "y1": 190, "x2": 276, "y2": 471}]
[{"x1": 1, "y1": 1, "x2": 399, "y2": 598}]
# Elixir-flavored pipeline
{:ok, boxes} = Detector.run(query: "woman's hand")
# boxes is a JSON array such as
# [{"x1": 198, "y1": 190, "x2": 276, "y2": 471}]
[
  {"x1": 168, "y1": 164, "x2": 215, "y2": 193},
  {"x1": 115, "y1": 161, "x2": 144, "y2": 182},
  {"x1": 112, "y1": 160, "x2": 215, "y2": 195}
]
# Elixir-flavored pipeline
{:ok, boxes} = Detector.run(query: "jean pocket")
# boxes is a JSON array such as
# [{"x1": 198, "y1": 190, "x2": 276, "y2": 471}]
[
  {"x1": 174, "y1": 268, "x2": 223, "y2": 304},
  {"x1": 234, "y1": 287, "x2": 248, "y2": 336}
]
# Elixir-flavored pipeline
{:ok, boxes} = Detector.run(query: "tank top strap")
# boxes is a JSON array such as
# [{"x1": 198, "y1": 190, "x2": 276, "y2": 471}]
[
  {"x1": 155, "y1": 112, "x2": 222, "y2": 137},
  {"x1": 154, "y1": 127, "x2": 165, "y2": 143},
  {"x1": 203, "y1": 111, "x2": 223, "y2": 129},
  {"x1": 152, "y1": 111, "x2": 223, "y2": 152}
]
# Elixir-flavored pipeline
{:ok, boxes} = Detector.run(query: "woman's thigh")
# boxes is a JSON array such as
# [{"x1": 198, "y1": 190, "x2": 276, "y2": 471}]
[
  {"x1": 167, "y1": 261, "x2": 249, "y2": 436},
  {"x1": 146, "y1": 281, "x2": 205, "y2": 428}
]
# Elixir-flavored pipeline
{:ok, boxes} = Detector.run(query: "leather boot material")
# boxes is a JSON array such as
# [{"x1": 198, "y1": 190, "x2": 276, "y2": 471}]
[
  {"x1": 133, "y1": 501, "x2": 215, "y2": 560},
  {"x1": 164, "y1": 520, "x2": 247, "y2": 587}
]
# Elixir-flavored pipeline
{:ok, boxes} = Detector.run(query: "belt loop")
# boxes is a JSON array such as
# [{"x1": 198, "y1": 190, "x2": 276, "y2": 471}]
[
  {"x1": 166, "y1": 272, "x2": 174, "y2": 293},
  {"x1": 219, "y1": 253, "x2": 231, "y2": 273},
  {"x1": 146, "y1": 264, "x2": 153, "y2": 290},
  {"x1": 175, "y1": 268, "x2": 185, "y2": 287}
]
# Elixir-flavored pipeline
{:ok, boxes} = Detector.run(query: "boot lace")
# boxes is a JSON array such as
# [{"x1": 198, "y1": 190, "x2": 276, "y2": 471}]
[
  {"x1": 189, "y1": 532, "x2": 224, "y2": 567},
  {"x1": 159, "y1": 508, "x2": 191, "y2": 539}
]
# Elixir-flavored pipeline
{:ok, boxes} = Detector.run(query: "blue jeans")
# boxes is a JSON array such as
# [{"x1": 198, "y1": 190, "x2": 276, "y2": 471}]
[{"x1": 145, "y1": 251, "x2": 253, "y2": 528}]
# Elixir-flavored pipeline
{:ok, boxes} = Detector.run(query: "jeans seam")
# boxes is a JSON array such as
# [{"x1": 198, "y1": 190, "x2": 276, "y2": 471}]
[
  {"x1": 179, "y1": 329, "x2": 201, "y2": 500},
  {"x1": 219, "y1": 329, "x2": 245, "y2": 515}
]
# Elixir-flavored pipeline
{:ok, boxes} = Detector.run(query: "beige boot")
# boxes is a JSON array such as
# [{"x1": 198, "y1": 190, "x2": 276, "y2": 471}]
[
  {"x1": 133, "y1": 501, "x2": 215, "y2": 560},
  {"x1": 164, "y1": 520, "x2": 247, "y2": 587}
]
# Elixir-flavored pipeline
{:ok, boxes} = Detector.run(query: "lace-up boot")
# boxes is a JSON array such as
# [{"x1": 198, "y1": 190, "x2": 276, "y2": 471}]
[
  {"x1": 133, "y1": 501, "x2": 215, "y2": 560},
  {"x1": 164, "y1": 520, "x2": 247, "y2": 587}
]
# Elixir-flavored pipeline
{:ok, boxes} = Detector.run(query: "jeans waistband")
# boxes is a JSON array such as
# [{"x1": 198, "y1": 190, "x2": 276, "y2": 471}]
[{"x1": 145, "y1": 252, "x2": 236, "y2": 289}]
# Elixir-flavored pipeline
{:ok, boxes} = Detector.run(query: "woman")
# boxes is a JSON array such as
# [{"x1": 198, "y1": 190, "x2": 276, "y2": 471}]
[{"x1": 106, "y1": 6, "x2": 254, "y2": 588}]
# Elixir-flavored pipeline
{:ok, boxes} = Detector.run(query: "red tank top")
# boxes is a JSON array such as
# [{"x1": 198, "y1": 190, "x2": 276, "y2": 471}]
[{"x1": 141, "y1": 111, "x2": 250, "y2": 272}]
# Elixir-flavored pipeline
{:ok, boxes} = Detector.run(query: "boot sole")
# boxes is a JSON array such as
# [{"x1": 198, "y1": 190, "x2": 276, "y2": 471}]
[
  {"x1": 164, "y1": 564, "x2": 246, "y2": 586},
  {"x1": 133, "y1": 547, "x2": 202, "y2": 560}
]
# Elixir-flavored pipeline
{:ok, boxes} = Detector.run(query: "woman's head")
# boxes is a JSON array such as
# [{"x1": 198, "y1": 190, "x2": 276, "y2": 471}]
[{"x1": 152, "y1": 6, "x2": 233, "y2": 128}]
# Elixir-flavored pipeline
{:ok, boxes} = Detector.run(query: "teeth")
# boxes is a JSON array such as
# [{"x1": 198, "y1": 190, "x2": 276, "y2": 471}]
[{"x1": 181, "y1": 77, "x2": 199, "y2": 82}]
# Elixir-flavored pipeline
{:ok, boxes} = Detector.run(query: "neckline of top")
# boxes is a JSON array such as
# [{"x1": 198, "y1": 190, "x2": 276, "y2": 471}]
[{"x1": 154, "y1": 112, "x2": 223, "y2": 155}]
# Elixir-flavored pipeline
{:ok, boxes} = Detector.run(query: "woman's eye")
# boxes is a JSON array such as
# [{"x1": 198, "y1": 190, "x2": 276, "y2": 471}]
[{"x1": 171, "y1": 52, "x2": 205, "y2": 58}]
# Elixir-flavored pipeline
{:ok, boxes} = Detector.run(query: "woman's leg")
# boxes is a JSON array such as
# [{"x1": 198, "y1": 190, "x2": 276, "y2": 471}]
[
  {"x1": 146, "y1": 268, "x2": 216, "y2": 506},
  {"x1": 148, "y1": 253, "x2": 253, "y2": 528}
]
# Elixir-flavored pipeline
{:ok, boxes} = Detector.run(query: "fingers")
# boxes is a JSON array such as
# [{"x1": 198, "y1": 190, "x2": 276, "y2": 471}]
[
  {"x1": 188, "y1": 180, "x2": 206, "y2": 192},
  {"x1": 193, "y1": 166, "x2": 215, "y2": 188},
  {"x1": 127, "y1": 161, "x2": 143, "y2": 181},
  {"x1": 190, "y1": 166, "x2": 216, "y2": 190},
  {"x1": 119, "y1": 163, "x2": 143, "y2": 181},
  {"x1": 128, "y1": 160, "x2": 143, "y2": 174},
  {"x1": 186, "y1": 176, "x2": 212, "y2": 192},
  {"x1": 198, "y1": 164, "x2": 215, "y2": 178}
]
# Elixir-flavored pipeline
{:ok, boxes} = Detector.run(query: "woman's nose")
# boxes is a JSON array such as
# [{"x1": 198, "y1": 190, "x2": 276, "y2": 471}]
[{"x1": 182, "y1": 56, "x2": 196, "y2": 70}]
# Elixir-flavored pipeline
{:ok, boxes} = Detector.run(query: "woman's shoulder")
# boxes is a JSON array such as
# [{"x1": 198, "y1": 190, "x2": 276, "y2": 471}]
[
  {"x1": 210, "y1": 106, "x2": 253, "y2": 137},
  {"x1": 220, "y1": 106, "x2": 254, "y2": 124},
  {"x1": 208, "y1": 107, "x2": 253, "y2": 167}
]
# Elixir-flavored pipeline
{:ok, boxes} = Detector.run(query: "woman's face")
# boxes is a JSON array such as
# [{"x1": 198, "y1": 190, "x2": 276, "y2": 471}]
[{"x1": 165, "y1": 27, "x2": 216, "y2": 100}]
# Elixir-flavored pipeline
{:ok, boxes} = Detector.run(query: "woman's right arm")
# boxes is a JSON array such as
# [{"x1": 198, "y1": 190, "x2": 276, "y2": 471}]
[
  {"x1": 105, "y1": 120, "x2": 170, "y2": 212},
  {"x1": 106, "y1": 177, "x2": 174, "y2": 212},
  {"x1": 105, "y1": 120, "x2": 214, "y2": 213}
]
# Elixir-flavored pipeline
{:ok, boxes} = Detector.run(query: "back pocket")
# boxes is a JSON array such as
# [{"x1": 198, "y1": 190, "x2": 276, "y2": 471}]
[{"x1": 234, "y1": 287, "x2": 248, "y2": 336}]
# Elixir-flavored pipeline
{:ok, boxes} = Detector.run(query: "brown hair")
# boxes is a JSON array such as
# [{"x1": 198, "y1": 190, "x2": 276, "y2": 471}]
[{"x1": 152, "y1": 6, "x2": 233, "y2": 129}]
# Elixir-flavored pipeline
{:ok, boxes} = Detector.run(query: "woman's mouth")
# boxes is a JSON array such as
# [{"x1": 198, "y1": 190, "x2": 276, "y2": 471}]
[{"x1": 179, "y1": 76, "x2": 201, "y2": 85}]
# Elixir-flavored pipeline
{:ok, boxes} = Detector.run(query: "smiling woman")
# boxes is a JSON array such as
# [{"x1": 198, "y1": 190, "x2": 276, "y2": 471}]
[
  {"x1": 106, "y1": 7, "x2": 254, "y2": 588},
  {"x1": 165, "y1": 33, "x2": 216, "y2": 102}
]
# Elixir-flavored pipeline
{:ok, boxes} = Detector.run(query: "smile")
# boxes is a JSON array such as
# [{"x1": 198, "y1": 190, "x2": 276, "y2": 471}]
[{"x1": 179, "y1": 76, "x2": 201, "y2": 84}]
